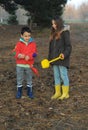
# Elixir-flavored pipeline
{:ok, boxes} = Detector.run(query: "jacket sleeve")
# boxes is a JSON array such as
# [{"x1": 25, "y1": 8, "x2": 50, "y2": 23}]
[
  {"x1": 48, "y1": 42, "x2": 52, "y2": 60},
  {"x1": 27, "y1": 43, "x2": 37, "y2": 60},
  {"x1": 62, "y1": 31, "x2": 72, "y2": 58},
  {"x1": 14, "y1": 42, "x2": 23, "y2": 59}
]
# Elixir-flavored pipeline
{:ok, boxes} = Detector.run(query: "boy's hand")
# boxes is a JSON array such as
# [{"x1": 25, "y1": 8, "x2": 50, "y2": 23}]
[
  {"x1": 18, "y1": 54, "x2": 25, "y2": 59},
  {"x1": 25, "y1": 55, "x2": 30, "y2": 61}
]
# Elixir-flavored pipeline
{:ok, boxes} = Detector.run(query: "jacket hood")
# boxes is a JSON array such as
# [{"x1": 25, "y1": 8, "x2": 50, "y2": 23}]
[{"x1": 63, "y1": 24, "x2": 70, "y2": 31}]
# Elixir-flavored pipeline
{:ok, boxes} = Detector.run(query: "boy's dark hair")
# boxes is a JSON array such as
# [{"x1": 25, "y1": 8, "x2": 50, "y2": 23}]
[{"x1": 21, "y1": 26, "x2": 31, "y2": 35}]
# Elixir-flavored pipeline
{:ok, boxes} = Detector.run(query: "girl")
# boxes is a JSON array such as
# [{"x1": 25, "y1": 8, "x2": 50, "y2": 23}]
[{"x1": 48, "y1": 17, "x2": 72, "y2": 100}]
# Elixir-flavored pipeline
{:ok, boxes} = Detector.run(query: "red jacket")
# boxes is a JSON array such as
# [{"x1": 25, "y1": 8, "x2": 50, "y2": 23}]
[{"x1": 15, "y1": 38, "x2": 37, "y2": 65}]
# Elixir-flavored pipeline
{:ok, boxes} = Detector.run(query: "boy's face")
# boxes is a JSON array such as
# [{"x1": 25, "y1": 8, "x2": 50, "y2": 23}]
[{"x1": 21, "y1": 32, "x2": 31, "y2": 42}]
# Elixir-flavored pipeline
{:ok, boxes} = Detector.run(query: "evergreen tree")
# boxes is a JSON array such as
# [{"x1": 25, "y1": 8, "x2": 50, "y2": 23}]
[
  {"x1": 0, "y1": 0, "x2": 18, "y2": 24},
  {"x1": 0, "y1": 0, "x2": 67, "y2": 26}
]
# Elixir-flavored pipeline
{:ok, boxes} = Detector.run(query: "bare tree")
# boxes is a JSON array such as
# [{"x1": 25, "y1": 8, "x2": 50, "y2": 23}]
[
  {"x1": 63, "y1": 2, "x2": 88, "y2": 21},
  {"x1": 78, "y1": 2, "x2": 88, "y2": 20},
  {"x1": 63, "y1": 4, "x2": 77, "y2": 20}
]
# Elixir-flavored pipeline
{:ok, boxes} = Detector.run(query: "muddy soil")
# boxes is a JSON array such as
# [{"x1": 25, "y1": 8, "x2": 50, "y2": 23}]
[{"x1": 0, "y1": 24, "x2": 88, "y2": 130}]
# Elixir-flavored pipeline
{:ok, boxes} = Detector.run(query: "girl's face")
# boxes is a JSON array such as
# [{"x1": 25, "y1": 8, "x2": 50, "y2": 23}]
[
  {"x1": 52, "y1": 20, "x2": 57, "y2": 30},
  {"x1": 21, "y1": 32, "x2": 31, "y2": 42}
]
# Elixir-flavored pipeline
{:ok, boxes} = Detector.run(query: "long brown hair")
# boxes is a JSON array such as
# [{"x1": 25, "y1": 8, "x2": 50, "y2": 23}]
[{"x1": 49, "y1": 17, "x2": 64, "y2": 42}]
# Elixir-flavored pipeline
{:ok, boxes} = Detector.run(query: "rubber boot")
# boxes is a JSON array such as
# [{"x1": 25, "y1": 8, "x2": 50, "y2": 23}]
[
  {"x1": 58, "y1": 86, "x2": 69, "y2": 100},
  {"x1": 51, "y1": 85, "x2": 61, "y2": 99},
  {"x1": 27, "y1": 87, "x2": 34, "y2": 99},
  {"x1": 16, "y1": 87, "x2": 22, "y2": 99}
]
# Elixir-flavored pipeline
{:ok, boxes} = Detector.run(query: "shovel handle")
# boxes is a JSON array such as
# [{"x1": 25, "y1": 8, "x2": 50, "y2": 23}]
[{"x1": 49, "y1": 54, "x2": 64, "y2": 63}]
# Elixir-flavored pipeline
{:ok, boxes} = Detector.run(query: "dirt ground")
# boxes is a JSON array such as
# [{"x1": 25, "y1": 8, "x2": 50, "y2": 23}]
[{"x1": 0, "y1": 23, "x2": 88, "y2": 130}]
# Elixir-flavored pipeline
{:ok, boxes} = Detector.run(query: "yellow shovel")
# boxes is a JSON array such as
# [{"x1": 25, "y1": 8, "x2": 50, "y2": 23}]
[{"x1": 41, "y1": 54, "x2": 64, "y2": 69}]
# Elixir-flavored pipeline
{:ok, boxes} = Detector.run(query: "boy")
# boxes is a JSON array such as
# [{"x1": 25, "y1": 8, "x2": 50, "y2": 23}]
[{"x1": 14, "y1": 26, "x2": 37, "y2": 99}]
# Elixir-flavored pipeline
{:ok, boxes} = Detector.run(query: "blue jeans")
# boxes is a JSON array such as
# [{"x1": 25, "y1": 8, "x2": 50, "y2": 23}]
[
  {"x1": 16, "y1": 66, "x2": 32, "y2": 88},
  {"x1": 53, "y1": 65, "x2": 69, "y2": 86}
]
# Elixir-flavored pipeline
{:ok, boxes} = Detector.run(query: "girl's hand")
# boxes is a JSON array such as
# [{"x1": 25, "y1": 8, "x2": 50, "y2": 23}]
[
  {"x1": 25, "y1": 55, "x2": 30, "y2": 61},
  {"x1": 60, "y1": 53, "x2": 64, "y2": 59}
]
